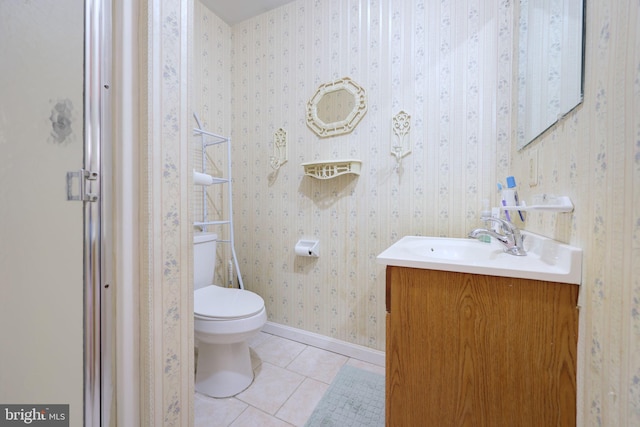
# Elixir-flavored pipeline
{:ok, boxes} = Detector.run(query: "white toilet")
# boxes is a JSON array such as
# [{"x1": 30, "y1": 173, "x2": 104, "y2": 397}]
[{"x1": 193, "y1": 232, "x2": 267, "y2": 398}]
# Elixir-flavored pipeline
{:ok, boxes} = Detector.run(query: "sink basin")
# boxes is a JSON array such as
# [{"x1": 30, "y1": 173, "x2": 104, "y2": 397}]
[{"x1": 377, "y1": 232, "x2": 582, "y2": 284}]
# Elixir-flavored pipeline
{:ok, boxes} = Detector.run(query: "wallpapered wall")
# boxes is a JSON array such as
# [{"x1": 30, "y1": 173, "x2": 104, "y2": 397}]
[
  {"x1": 140, "y1": 0, "x2": 194, "y2": 425},
  {"x1": 512, "y1": 1, "x2": 640, "y2": 425},
  {"x1": 192, "y1": 0, "x2": 640, "y2": 425},
  {"x1": 194, "y1": 0, "x2": 512, "y2": 351}
]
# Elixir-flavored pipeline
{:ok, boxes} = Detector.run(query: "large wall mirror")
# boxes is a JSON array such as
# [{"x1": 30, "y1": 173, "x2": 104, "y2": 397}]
[
  {"x1": 306, "y1": 77, "x2": 367, "y2": 138},
  {"x1": 516, "y1": 0, "x2": 585, "y2": 149}
]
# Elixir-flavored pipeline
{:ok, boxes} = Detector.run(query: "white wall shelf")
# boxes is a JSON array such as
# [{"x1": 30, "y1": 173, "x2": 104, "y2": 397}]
[
  {"x1": 500, "y1": 195, "x2": 574, "y2": 213},
  {"x1": 301, "y1": 159, "x2": 362, "y2": 179}
]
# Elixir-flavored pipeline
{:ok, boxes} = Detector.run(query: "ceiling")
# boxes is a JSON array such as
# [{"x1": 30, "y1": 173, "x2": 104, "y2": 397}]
[{"x1": 199, "y1": 0, "x2": 295, "y2": 25}]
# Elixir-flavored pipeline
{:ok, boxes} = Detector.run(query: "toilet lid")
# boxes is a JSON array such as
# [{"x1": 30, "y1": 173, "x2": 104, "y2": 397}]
[{"x1": 194, "y1": 285, "x2": 265, "y2": 320}]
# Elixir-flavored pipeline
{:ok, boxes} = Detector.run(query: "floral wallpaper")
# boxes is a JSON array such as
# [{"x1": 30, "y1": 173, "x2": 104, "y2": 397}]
[
  {"x1": 512, "y1": 1, "x2": 640, "y2": 425},
  {"x1": 139, "y1": 0, "x2": 194, "y2": 425},
  {"x1": 195, "y1": 0, "x2": 512, "y2": 355},
  {"x1": 191, "y1": 2, "x2": 234, "y2": 287},
  {"x1": 190, "y1": 0, "x2": 640, "y2": 425}
]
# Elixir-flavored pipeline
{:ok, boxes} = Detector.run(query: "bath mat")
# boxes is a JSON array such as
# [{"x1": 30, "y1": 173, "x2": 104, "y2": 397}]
[{"x1": 305, "y1": 365, "x2": 385, "y2": 427}]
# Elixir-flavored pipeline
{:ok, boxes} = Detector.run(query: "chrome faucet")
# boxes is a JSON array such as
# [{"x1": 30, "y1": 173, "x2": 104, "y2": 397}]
[{"x1": 468, "y1": 217, "x2": 527, "y2": 256}]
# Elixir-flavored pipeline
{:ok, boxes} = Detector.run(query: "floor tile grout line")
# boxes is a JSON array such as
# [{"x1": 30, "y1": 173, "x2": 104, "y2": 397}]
[
  {"x1": 254, "y1": 404, "x2": 296, "y2": 427},
  {"x1": 196, "y1": 332, "x2": 384, "y2": 427},
  {"x1": 282, "y1": 341, "x2": 310, "y2": 370},
  {"x1": 273, "y1": 379, "x2": 309, "y2": 426},
  {"x1": 226, "y1": 403, "x2": 248, "y2": 427},
  {"x1": 273, "y1": 371, "x2": 307, "y2": 416}
]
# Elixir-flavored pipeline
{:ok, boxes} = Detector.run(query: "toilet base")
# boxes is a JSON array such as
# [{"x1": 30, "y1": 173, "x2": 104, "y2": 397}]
[{"x1": 195, "y1": 340, "x2": 254, "y2": 398}]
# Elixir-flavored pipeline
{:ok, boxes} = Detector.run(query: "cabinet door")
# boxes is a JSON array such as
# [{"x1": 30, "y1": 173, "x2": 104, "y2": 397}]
[{"x1": 386, "y1": 267, "x2": 578, "y2": 427}]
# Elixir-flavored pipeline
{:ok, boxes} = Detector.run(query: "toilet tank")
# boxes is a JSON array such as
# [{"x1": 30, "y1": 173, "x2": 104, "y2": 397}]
[{"x1": 194, "y1": 232, "x2": 217, "y2": 290}]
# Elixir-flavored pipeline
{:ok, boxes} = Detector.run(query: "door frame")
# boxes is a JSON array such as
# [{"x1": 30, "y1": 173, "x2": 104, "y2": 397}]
[
  {"x1": 109, "y1": 0, "x2": 142, "y2": 425},
  {"x1": 84, "y1": 0, "x2": 127, "y2": 425},
  {"x1": 84, "y1": 0, "x2": 107, "y2": 424}
]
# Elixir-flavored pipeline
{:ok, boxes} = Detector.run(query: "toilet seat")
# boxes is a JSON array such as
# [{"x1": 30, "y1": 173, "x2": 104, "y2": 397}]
[{"x1": 194, "y1": 285, "x2": 265, "y2": 320}]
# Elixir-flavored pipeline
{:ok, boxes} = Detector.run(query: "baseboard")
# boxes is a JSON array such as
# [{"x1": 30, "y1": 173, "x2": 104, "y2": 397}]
[{"x1": 261, "y1": 322, "x2": 385, "y2": 367}]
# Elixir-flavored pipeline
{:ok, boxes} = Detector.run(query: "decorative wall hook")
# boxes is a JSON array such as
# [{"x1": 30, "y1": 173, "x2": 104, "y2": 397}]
[
  {"x1": 270, "y1": 127, "x2": 288, "y2": 170},
  {"x1": 391, "y1": 110, "x2": 411, "y2": 168}
]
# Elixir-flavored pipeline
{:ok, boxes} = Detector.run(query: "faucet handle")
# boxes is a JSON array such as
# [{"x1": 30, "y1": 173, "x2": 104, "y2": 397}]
[{"x1": 481, "y1": 216, "x2": 513, "y2": 233}]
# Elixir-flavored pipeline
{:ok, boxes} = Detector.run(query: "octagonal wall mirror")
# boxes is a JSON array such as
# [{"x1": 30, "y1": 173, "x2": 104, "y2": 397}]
[
  {"x1": 516, "y1": 0, "x2": 585, "y2": 149},
  {"x1": 306, "y1": 77, "x2": 367, "y2": 138}
]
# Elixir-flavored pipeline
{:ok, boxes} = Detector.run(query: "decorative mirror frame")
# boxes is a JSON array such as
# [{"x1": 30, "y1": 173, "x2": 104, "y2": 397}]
[{"x1": 306, "y1": 77, "x2": 367, "y2": 138}]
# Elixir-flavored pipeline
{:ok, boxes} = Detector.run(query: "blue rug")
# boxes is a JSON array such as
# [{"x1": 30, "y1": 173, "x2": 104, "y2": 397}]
[{"x1": 305, "y1": 365, "x2": 385, "y2": 427}]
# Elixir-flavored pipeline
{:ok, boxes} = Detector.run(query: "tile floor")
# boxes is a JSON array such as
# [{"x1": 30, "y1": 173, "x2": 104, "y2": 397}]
[{"x1": 194, "y1": 331, "x2": 385, "y2": 427}]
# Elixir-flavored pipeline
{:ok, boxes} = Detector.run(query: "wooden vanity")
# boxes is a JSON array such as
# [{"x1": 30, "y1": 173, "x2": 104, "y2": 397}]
[{"x1": 385, "y1": 266, "x2": 579, "y2": 427}]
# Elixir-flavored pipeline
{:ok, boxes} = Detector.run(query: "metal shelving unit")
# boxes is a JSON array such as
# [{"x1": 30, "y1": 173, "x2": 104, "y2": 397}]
[{"x1": 193, "y1": 114, "x2": 244, "y2": 289}]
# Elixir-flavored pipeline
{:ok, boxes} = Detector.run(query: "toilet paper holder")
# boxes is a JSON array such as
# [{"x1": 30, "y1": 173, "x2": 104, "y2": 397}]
[{"x1": 295, "y1": 239, "x2": 319, "y2": 257}]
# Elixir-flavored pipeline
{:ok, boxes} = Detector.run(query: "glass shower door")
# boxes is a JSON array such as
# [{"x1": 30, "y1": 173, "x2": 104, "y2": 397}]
[{"x1": 0, "y1": 1, "x2": 90, "y2": 426}]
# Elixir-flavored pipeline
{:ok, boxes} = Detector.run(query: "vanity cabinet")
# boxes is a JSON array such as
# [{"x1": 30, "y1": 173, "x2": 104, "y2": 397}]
[{"x1": 385, "y1": 266, "x2": 578, "y2": 427}]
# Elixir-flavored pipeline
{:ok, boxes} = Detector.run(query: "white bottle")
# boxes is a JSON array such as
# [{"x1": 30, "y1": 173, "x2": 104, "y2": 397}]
[
  {"x1": 491, "y1": 207, "x2": 501, "y2": 233},
  {"x1": 478, "y1": 199, "x2": 492, "y2": 242},
  {"x1": 506, "y1": 176, "x2": 525, "y2": 222},
  {"x1": 481, "y1": 199, "x2": 491, "y2": 220}
]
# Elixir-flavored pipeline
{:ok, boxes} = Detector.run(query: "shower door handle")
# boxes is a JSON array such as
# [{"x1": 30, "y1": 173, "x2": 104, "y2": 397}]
[{"x1": 67, "y1": 169, "x2": 98, "y2": 202}]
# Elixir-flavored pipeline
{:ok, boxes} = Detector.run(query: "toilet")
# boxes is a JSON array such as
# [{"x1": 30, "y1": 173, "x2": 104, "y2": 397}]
[{"x1": 193, "y1": 232, "x2": 267, "y2": 398}]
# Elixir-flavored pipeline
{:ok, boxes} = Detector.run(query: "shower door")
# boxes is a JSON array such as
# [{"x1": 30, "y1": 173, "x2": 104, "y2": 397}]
[{"x1": 0, "y1": 1, "x2": 105, "y2": 426}]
